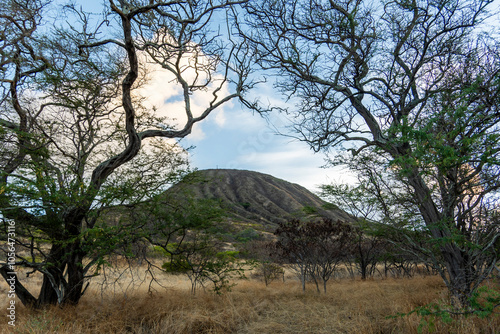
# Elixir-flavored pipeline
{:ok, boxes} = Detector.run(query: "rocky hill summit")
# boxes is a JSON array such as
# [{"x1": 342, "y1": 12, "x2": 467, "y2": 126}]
[{"x1": 166, "y1": 169, "x2": 352, "y2": 229}]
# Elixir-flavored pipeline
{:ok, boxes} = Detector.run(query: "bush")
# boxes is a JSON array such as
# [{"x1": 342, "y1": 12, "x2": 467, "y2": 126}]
[{"x1": 235, "y1": 228, "x2": 260, "y2": 243}]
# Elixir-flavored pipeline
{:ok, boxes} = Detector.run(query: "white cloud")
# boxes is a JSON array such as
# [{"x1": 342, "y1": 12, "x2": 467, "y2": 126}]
[
  {"x1": 134, "y1": 46, "x2": 356, "y2": 193},
  {"x1": 224, "y1": 138, "x2": 355, "y2": 192},
  {"x1": 188, "y1": 123, "x2": 206, "y2": 141},
  {"x1": 213, "y1": 108, "x2": 227, "y2": 127},
  {"x1": 136, "y1": 50, "x2": 233, "y2": 139}
]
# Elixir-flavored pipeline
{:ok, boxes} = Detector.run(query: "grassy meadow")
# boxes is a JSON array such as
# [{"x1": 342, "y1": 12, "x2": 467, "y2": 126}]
[{"x1": 1, "y1": 264, "x2": 498, "y2": 334}]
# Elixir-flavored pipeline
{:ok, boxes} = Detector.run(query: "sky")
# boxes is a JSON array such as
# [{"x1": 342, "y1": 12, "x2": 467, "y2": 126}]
[
  {"x1": 73, "y1": 0, "x2": 499, "y2": 194},
  {"x1": 180, "y1": 101, "x2": 354, "y2": 193},
  {"x1": 135, "y1": 58, "x2": 354, "y2": 193},
  {"x1": 71, "y1": 0, "x2": 356, "y2": 193}
]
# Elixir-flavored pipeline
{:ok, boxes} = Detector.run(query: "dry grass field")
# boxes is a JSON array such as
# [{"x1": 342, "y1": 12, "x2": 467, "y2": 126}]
[{"x1": 0, "y1": 266, "x2": 498, "y2": 334}]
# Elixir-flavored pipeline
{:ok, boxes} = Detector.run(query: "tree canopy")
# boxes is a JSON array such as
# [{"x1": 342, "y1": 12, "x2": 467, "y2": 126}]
[
  {"x1": 237, "y1": 0, "x2": 500, "y2": 307},
  {"x1": 0, "y1": 0, "x2": 251, "y2": 308}
]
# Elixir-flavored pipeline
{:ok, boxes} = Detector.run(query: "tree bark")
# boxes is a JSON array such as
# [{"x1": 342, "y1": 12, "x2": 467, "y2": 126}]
[
  {"x1": 407, "y1": 168, "x2": 470, "y2": 306},
  {"x1": 64, "y1": 245, "x2": 85, "y2": 305},
  {"x1": 0, "y1": 265, "x2": 37, "y2": 308}
]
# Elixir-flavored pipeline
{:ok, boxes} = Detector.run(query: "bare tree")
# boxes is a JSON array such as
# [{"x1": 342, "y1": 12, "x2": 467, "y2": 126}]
[
  {"x1": 0, "y1": 0, "x2": 251, "y2": 308},
  {"x1": 320, "y1": 183, "x2": 387, "y2": 280},
  {"x1": 307, "y1": 219, "x2": 356, "y2": 293},
  {"x1": 274, "y1": 218, "x2": 355, "y2": 293},
  {"x1": 237, "y1": 0, "x2": 500, "y2": 307},
  {"x1": 244, "y1": 240, "x2": 285, "y2": 286},
  {"x1": 274, "y1": 219, "x2": 312, "y2": 291}
]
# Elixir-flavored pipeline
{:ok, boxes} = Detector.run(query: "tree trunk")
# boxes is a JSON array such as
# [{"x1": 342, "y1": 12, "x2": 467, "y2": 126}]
[
  {"x1": 2, "y1": 225, "x2": 87, "y2": 309},
  {"x1": 36, "y1": 240, "x2": 86, "y2": 307},
  {"x1": 407, "y1": 169, "x2": 471, "y2": 307},
  {"x1": 300, "y1": 266, "x2": 306, "y2": 292},
  {"x1": 36, "y1": 272, "x2": 62, "y2": 307},
  {"x1": 312, "y1": 273, "x2": 320, "y2": 294},
  {"x1": 358, "y1": 245, "x2": 367, "y2": 280},
  {"x1": 0, "y1": 265, "x2": 37, "y2": 308},
  {"x1": 36, "y1": 243, "x2": 66, "y2": 307},
  {"x1": 64, "y1": 248, "x2": 85, "y2": 305},
  {"x1": 360, "y1": 263, "x2": 367, "y2": 280},
  {"x1": 60, "y1": 209, "x2": 87, "y2": 305}
]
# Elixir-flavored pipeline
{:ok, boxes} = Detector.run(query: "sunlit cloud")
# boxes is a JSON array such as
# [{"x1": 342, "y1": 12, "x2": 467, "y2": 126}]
[{"x1": 135, "y1": 46, "x2": 233, "y2": 140}]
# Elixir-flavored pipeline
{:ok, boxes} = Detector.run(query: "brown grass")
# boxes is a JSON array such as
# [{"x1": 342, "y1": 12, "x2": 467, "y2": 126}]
[{"x1": 1, "y1": 274, "x2": 499, "y2": 334}]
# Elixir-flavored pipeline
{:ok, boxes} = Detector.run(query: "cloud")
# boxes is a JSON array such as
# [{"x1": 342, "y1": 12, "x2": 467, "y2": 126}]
[
  {"x1": 135, "y1": 50, "x2": 234, "y2": 140},
  {"x1": 213, "y1": 108, "x2": 227, "y2": 127},
  {"x1": 134, "y1": 43, "x2": 357, "y2": 193},
  {"x1": 222, "y1": 138, "x2": 328, "y2": 192},
  {"x1": 182, "y1": 96, "x2": 357, "y2": 192}
]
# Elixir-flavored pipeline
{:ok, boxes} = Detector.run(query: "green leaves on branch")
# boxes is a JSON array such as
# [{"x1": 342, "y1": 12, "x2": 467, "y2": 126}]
[{"x1": 392, "y1": 286, "x2": 500, "y2": 333}]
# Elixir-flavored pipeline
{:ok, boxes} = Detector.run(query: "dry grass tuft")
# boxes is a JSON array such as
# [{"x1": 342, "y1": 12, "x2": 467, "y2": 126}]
[{"x1": 1, "y1": 275, "x2": 498, "y2": 334}]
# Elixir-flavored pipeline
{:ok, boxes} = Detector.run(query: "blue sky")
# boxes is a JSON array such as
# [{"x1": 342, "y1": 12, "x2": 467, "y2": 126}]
[
  {"x1": 70, "y1": 0, "x2": 354, "y2": 193},
  {"x1": 180, "y1": 102, "x2": 354, "y2": 192},
  {"x1": 69, "y1": 0, "x2": 500, "y2": 193},
  {"x1": 47, "y1": 0, "x2": 500, "y2": 193}
]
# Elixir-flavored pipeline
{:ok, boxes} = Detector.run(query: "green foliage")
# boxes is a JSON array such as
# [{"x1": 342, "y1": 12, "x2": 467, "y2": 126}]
[
  {"x1": 302, "y1": 205, "x2": 318, "y2": 215},
  {"x1": 161, "y1": 248, "x2": 251, "y2": 295},
  {"x1": 136, "y1": 185, "x2": 245, "y2": 294},
  {"x1": 391, "y1": 285, "x2": 500, "y2": 333},
  {"x1": 81, "y1": 223, "x2": 146, "y2": 264},
  {"x1": 321, "y1": 202, "x2": 339, "y2": 210},
  {"x1": 151, "y1": 244, "x2": 183, "y2": 258},
  {"x1": 135, "y1": 195, "x2": 226, "y2": 241},
  {"x1": 469, "y1": 286, "x2": 500, "y2": 319},
  {"x1": 162, "y1": 257, "x2": 191, "y2": 274},
  {"x1": 240, "y1": 202, "x2": 251, "y2": 210},
  {"x1": 235, "y1": 227, "x2": 260, "y2": 243},
  {"x1": 206, "y1": 251, "x2": 248, "y2": 294}
]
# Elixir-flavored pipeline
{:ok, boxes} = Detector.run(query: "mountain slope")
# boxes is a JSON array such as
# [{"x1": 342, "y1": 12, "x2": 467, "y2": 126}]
[{"x1": 166, "y1": 169, "x2": 352, "y2": 228}]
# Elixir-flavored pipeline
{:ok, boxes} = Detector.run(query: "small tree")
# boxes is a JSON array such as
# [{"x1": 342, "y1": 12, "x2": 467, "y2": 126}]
[
  {"x1": 349, "y1": 224, "x2": 386, "y2": 280},
  {"x1": 133, "y1": 185, "x2": 248, "y2": 295},
  {"x1": 274, "y1": 219, "x2": 313, "y2": 291},
  {"x1": 274, "y1": 218, "x2": 356, "y2": 293},
  {"x1": 254, "y1": 262, "x2": 285, "y2": 286},
  {"x1": 163, "y1": 242, "x2": 248, "y2": 295},
  {"x1": 321, "y1": 184, "x2": 386, "y2": 280},
  {"x1": 308, "y1": 219, "x2": 357, "y2": 293},
  {"x1": 243, "y1": 240, "x2": 285, "y2": 286}
]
